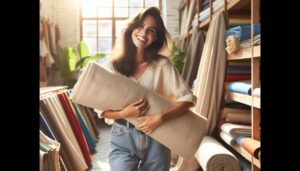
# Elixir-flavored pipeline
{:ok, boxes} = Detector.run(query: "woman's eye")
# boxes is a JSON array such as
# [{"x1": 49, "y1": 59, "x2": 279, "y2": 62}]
[{"x1": 149, "y1": 29, "x2": 156, "y2": 34}]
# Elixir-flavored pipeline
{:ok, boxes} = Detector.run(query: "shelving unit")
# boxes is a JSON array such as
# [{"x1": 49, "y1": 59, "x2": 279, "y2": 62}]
[
  {"x1": 198, "y1": 0, "x2": 251, "y2": 30},
  {"x1": 224, "y1": 0, "x2": 260, "y2": 170},
  {"x1": 40, "y1": 86, "x2": 68, "y2": 95},
  {"x1": 191, "y1": 0, "x2": 260, "y2": 170}
]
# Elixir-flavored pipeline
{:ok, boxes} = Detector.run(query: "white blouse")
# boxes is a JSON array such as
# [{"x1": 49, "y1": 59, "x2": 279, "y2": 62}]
[{"x1": 95, "y1": 57, "x2": 197, "y2": 118}]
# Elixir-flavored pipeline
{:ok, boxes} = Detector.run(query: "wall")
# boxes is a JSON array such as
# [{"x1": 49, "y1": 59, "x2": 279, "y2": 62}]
[
  {"x1": 163, "y1": 0, "x2": 180, "y2": 37},
  {"x1": 41, "y1": 0, "x2": 180, "y2": 49},
  {"x1": 55, "y1": 0, "x2": 80, "y2": 49},
  {"x1": 40, "y1": 0, "x2": 55, "y2": 21}
]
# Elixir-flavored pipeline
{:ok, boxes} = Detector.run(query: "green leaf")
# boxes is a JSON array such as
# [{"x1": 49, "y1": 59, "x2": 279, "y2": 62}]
[
  {"x1": 77, "y1": 41, "x2": 89, "y2": 58},
  {"x1": 82, "y1": 53, "x2": 105, "y2": 67},
  {"x1": 66, "y1": 47, "x2": 77, "y2": 72}
]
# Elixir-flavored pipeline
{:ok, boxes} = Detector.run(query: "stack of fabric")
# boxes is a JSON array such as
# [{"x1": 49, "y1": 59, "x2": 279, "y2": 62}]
[
  {"x1": 40, "y1": 88, "x2": 100, "y2": 171},
  {"x1": 225, "y1": 24, "x2": 261, "y2": 54}
]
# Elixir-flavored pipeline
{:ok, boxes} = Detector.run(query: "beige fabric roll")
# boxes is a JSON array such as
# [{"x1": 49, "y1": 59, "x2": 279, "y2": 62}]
[
  {"x1": 225, "y1": 35, "x2": 240, "y2": 54},
  {"x1": 226, "y1": 112, "x2": 251, "y2": 124},
  {"x1": 192, "y1": 12, "x2": 226, "y2": 135},
  {"x1": 220, "y1": 107, "x2": 251, "y2": 119},
  {"x1": 70, "y1": 62, "x2": 207, "y2": 159},
  {"x1": 195, "y1": 136, "x2": 240, "y2": 171}
]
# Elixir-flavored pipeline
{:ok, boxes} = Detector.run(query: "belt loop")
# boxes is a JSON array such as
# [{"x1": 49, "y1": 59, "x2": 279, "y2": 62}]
[{"x1": 126, "y1": 121, "x2": 129, "y2": 129}]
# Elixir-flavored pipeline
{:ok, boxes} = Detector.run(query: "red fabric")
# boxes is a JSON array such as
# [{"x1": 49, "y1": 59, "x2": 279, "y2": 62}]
[
  {"x1": 225, "y1": 74, "x2": 251, "y2": 82},
  {"x1": 57, "y1": 92, "x2": 92, "y2": 167}
]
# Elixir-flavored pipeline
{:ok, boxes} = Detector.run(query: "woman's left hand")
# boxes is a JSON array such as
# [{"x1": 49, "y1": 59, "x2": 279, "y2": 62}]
[{"x1": 135, "y1": 114, "x2": 163, "y2": 134}]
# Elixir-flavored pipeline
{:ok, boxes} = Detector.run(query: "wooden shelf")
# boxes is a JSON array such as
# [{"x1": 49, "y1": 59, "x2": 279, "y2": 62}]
[
  {"x1": 40, "y1": 86, "x2": 68, "y2": 95},
  {"x1": 227, "y1": 45, "x2": 260, "y2": 60},
  {"x1": 227, "y1": 92, "x2": 252, "y2": 106},
  {"x1": 198, "y1": 0, "x2": 251, "y2": 29},
  {"x1": 231, "y1": 144, "x2": 260, "y2": 169},
  {"x1": 227, "y1": 92, "x2": 260, "y2": 109}
]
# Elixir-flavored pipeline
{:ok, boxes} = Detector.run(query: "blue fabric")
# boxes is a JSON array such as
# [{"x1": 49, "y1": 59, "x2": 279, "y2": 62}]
[
  {"x1": 71, "y1": 101, "x2": 96, "y2": 151},
  {"x1": 227, "y1": 81, "x2": 252, "y2": 95},
  {"x1": 67, "y1": 89, "x2": 96, "y2": 151},
  {"x1": 236, "y1": 136, "x2": 247, "y2": 145},
  {"x1": 40, "y1": 112, "x2": 56, "y2": 140},
  {"x1": 225, "y1": 24, "x2": 261, "y2": 41},
  {"x1": 108, "y1": 122, "x2": 171, "y2": 171}
]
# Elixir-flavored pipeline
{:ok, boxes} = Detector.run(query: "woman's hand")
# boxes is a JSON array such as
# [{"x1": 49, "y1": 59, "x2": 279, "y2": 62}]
[
  {"x1": 135, "y1": 114, "x2": 163, "y2": 134},
  {"x1": 119, "y1": 99, "x2": 149, "y2": 118}
]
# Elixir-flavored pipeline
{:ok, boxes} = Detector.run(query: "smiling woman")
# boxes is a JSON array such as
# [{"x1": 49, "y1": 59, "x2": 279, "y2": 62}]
[{"x1": 90, "y1": 6, "x2": 197, "y2": 171}]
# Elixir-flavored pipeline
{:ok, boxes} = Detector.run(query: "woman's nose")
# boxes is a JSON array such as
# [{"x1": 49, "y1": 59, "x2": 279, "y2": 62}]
[{"x1": 139, "y1": 28, "x2": 147, "y2": 36}]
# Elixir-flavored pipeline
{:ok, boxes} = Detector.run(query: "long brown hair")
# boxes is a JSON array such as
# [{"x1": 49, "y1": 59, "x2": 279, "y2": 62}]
[{"x1": 112, "y1": 7, "x2": 171, "y2": 77}]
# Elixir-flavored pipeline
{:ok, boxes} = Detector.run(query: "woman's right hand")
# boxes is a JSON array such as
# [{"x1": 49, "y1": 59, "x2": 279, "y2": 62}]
[{"x1": 119, "y1": 99, "x2": 149, "y2": 118}]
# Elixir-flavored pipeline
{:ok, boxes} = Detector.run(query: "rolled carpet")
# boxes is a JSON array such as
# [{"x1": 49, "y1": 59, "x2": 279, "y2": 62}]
[
  {"x1": 195, "y1": 136, "x2": 240, "y2": 171},
  {"x1": 70, "y1": 62, "x2": 207, "y2": 159}
]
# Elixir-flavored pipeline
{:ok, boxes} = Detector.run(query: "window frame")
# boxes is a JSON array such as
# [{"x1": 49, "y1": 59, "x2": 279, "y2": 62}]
[{"x1": 80, "y1": 0, "x2": 162, "y2": 56}]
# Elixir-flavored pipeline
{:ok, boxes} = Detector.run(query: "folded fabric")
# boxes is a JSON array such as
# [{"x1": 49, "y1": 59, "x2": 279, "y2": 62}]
[
  {"x1": 70, "y1": 62, "x2": 207, "y2": 159},
  {"x1": 221, "y1": 123, "x2": 251, "y2": 137},
  {"x1": 220, "y1": 131, "x2": 236, "y2": 145},
  {"x1": 195, "y1": 136, "x2": 240, "y2": 171},
  {"x1": 225, "y1": 24, "x2": 261, "y2": 41},
  {"x1": 225, "y1": 74, "x2": 251, "y2": 82},
  {"x1": 227, "y1": 81, "x2": 252, "y2": 95}
]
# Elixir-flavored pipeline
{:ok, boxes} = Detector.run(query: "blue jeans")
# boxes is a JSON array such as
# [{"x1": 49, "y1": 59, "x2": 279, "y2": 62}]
[{"x1": 108, "y1": 122, "x2": 171, "y2": 171}]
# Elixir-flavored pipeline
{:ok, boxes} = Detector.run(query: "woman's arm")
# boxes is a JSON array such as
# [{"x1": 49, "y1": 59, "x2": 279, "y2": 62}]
[
  {"x1": 102, "y1": 99, "x2": 149, "y2": 119},
  {"x1": 136, "y1": 101, "x2": 193, "y2": 134}
]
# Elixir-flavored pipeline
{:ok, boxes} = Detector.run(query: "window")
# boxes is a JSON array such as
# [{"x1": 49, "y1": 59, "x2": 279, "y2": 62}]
[{"x1": 81, "y1": 0, "x2": 160, "y2": 57}]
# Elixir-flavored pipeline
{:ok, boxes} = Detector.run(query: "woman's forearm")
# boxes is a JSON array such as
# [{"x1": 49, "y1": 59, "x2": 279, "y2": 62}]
[
  {"x1": 102, "y1": 110, "x2": 123, "y2": 119},
  {"x1": 160, "y1": 101, "x2": 194, "y2": 123}
]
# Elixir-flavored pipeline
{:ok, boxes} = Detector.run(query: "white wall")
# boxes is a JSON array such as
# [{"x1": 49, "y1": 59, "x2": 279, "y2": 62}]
[
  {"x1": 163, "y1": 0, "x2": 180, "y2": 37},
  {"x1": 41, "y1": 0, "x2": 180, "y2": 49}
]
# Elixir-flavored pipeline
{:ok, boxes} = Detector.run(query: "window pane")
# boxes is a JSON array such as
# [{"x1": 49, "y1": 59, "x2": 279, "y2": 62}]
[
  {"x1": 145, "y1": 0, "x2": 158, "y2": 7},
  {"x1": 115, "y1": 20, "x2": 126, "y2": 37},
  {"x1": 82, "y1": 20, "x2": 97, "y2": 37},
  {"x1": 114, "y1": 8, "x2": 129, "y2": 17},
  {"x1": 130, "y1": 8, "x2": 143, "y2": 17},
  {"x1": 98, "y1": 0, "x2": 112, "y2": 7},
  {"x1": 82, "y1": 0, "x2": 98, "y2": 6},
  {"x1": 98, "y1": 38, "x2": 112, "y2": 53},
  {"x1": 114, "y1": 0, "x2": 128, "y2": 7},
  {"x1": 82, "y1": 38, "x2": 97, "y2": 55},
  {"x1": 98, "y1": 8, "x2": 112, "y2": 17},
  {"x1": 82, "y1": 5, "x2": 97, "y2": 17},
  {"x1": 98, "y1": 20, "x2": 112, "y2": 37},
  {"x1": 130, "y1": 0, "x2": 143, "y2": 7}
]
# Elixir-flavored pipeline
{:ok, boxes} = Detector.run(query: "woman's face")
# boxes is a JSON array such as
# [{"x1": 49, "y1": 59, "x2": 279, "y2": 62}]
[{"x1": 131, "y1": 15, "x2": 158, "y2": 50}]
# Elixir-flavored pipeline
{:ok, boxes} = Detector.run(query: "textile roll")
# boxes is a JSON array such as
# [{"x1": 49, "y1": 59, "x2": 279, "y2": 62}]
[
  {"x1": 70, "y1": 62, "x2": 207, "y2": 159},
  {"x1": 241, "y1": 138, "x2": 260, "y2": 159},
  {"x1": 195, "y1": 136, "x2": 240, "y2": 171},
  {"x1": 225, "y1": 112, "x2": 251, "y2": 124}
]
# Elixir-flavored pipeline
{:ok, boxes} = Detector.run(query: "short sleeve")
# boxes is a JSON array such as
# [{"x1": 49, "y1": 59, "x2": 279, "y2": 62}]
[
  {"x1": 161, "y1": 59, "x2": 197, "y2": 106},
  {"x1": 94, "y1": 109, "x2": 104, "y2": 118}
]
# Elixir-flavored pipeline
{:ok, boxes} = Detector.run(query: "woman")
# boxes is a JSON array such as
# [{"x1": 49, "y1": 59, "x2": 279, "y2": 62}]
[{"x1": 98, "y1": 7, "x2": 197, "y2": 171}]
